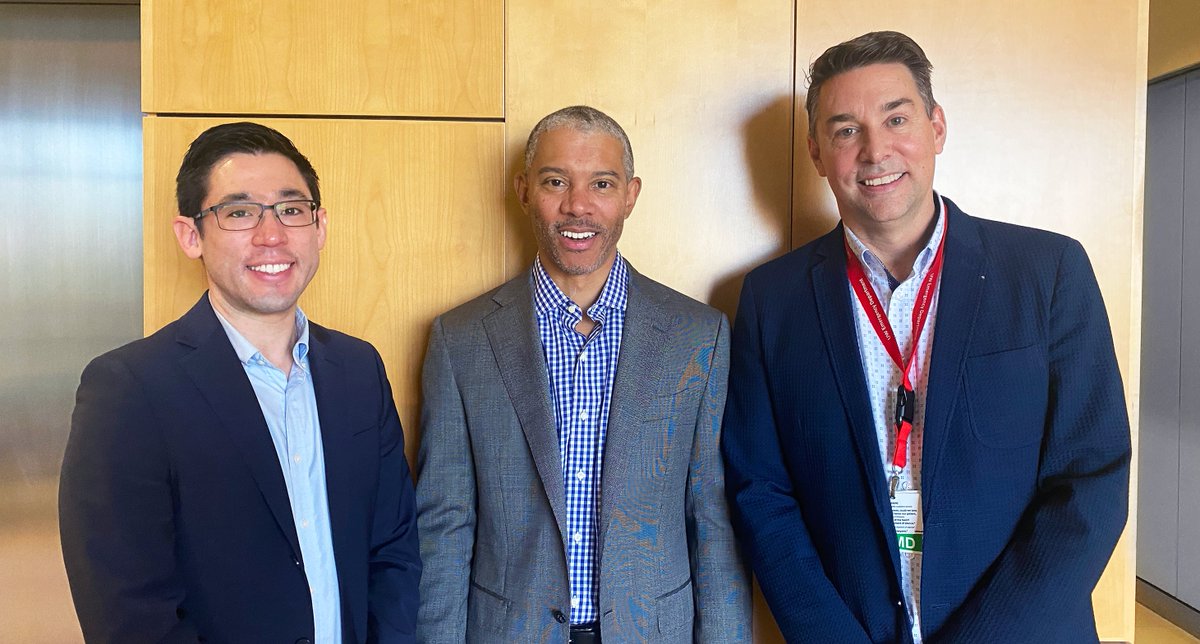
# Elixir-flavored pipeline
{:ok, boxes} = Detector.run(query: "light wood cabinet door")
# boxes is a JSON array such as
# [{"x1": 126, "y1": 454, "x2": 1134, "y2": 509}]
[{"x1": 143, "y1": 1, "x2": 502, "y2": 118}]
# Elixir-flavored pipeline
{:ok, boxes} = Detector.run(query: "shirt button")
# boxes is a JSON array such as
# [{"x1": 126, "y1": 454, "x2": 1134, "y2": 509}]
[
  {"x1": 575, "y1": 469, "x2": 586, "y2": 481},
  {"x1": 568, "y1": 305, "x2": 578, "y2": 314},
  {"x1": 573, "y1": 531, "x2": 583, "y2": 544},
  {"x1": 301, "y1": 519, "x2": 310, "y2": 529},
  {"x1": 571, "y1": 596, "x2": 579, "y2": 609},
  {"x1": 578, "y1": 410, "x2": 588, "y2": 421},
  {"x1": 580, "y1": 352, "x2": 588, "y2": 362},
  {"x1": 293, "y1": 454, "x2": 302, "y2": 464}
]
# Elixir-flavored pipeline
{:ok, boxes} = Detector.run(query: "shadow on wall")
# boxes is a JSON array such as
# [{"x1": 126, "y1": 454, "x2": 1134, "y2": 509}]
[
  {"x1": 709, "y1": 93, "x2": 806, "y2": 321},
  {"x1": 792, "y1": 91, "x2": 841, "y2": 248}
]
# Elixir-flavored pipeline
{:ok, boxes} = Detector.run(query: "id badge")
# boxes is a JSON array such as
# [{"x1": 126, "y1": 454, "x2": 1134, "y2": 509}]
[{"x1": 891, "y1": 490, "x2": 923, "y2": 554}]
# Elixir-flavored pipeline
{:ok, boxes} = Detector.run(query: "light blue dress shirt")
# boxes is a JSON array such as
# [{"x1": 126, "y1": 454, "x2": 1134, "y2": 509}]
[{"x1": 214, "y1": 306, "x2": 342, "y2": 643}]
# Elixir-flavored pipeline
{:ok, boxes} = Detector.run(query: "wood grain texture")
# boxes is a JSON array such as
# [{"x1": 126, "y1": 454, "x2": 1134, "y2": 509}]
[
  {"x1": 143, "y1": 116, "x2": 506, "y2": 462},
  {"x1": 505, "y1": 0, "x2": 795, "y2": 320},
  {"x1": 793, "y1": 4, "x2": 1145, "y2": 640},
  {"x1": 142, "y1": 0, "x2": 502, "y2": 117}
]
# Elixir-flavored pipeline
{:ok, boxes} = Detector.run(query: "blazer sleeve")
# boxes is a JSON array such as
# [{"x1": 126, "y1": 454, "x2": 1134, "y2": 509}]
[
  {"x1": 59, "y1": 353, "x2": 201, "y2": 644},
  {"x1": 721, "y1": 275, "x2": 874, "y2": 643},
  {"x1": 686, "y1": 314, "x2": 753, "y2": 642},
  {"x1": 366, "y1": 349, "x2": 423, "y2": 644},
  {"x1": 928, "y1": 239, "x2": 1132, "y2": 642},
  {"x1": 414, "y1": 317, "x2": 476, "y2": 643}
]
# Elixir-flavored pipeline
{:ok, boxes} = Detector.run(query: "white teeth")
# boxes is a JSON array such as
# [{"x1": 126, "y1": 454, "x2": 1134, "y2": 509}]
[
  {"x1": 249, "y1": 263, "x2": 291, "y2": 275},
  {"x1": 862, "y1": 173, "x2": 903, "y2": 187},
  {"x1": 561, "y1": 231, "x2": 596, "y2": 240}
]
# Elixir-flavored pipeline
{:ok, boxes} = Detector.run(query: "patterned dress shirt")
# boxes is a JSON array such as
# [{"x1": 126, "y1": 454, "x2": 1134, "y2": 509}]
[
  {"x1": 532, "y1": 253, "x2": 628, "y2": 625},
  {"x1": 844, "y1": 195, "x2": 947, "y2": 644}
]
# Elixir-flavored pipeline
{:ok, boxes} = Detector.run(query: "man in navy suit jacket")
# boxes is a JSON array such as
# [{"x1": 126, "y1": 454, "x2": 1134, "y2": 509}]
[
  {"x1": 722, "y1": 31, "x2": 1130, "y2": 642},
  {"x1": 60, "y1": 122, "x2": 421, "y2": 643}
]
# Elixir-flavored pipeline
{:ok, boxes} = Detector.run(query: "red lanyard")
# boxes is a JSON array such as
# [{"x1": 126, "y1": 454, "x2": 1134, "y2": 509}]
[{"x1": 844, "y1": 215, "x2": 946, "y2": 497}]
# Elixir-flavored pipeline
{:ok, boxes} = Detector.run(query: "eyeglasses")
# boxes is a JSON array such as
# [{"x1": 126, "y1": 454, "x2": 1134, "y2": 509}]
[{"x1": 194, "y1": 200, "x2": 319, "y2": 231}]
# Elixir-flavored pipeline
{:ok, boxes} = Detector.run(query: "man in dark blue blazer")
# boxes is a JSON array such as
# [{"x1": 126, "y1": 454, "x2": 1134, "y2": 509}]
[
  {"x1": 60, "y1": 122, "x2": 421, "y2": 643},
  {"x1": 722, "y1": 32, "x2": 1130, "y2": 642}
]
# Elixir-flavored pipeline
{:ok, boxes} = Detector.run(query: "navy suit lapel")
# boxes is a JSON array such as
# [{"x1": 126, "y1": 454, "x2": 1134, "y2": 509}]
[
  {"x1": 175, "y1": 295, "x2": 303, "y2": 561},
  {"x1": 811, "y1": 229, "x2": 899, "y2": 553},
  {"x1": 482, "y1": 274, "x2": 569, "y2": 534},
  {"x1": 921, "y1": 201, "x2": 985, "y2": 512},
  {"x1": 307, "y1": 324, "x2": 358, "y2": 580},
  {"x1": 600, "y1": 269, "x2": 670, "y2": 547}
]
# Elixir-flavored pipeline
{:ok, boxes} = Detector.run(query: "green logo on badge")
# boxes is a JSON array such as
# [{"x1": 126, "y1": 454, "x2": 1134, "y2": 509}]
[{"x1": 897, "y1": 533, "x2": 923, "y2": 553}]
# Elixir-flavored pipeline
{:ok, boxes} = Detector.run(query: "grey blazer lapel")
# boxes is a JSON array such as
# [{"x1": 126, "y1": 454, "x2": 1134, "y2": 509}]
[
  {"x1": 482, "y1": 273, "x2": 569, "y2": 534},
  {"x1": 600, "y1": 270, "x2": 671, "y2": 547}
]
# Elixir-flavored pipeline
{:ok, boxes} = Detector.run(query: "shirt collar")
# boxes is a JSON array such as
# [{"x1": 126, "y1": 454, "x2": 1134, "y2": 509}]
[
  {"x1": 843, "y1": 192, "x2": 947, "y2": 285},
  {"x1": 532, "y1": 251, "x2": 629, "y2": 323},
  {"x1": 212, "y1": 303, "x2": 311, "y2": 368}
]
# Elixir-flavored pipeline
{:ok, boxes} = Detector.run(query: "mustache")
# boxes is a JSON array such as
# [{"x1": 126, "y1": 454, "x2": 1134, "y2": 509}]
[{"x1": 552, "y1": 221, "x2": 606, "y2": 234}]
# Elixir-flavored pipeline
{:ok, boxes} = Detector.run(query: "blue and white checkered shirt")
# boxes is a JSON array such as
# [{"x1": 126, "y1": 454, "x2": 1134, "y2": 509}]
[{"x1": 533, "y1": 253, "x2": 628, "y2": 625}]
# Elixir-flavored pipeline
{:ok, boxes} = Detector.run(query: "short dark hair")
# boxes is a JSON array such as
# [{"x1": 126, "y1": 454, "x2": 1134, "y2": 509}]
[
  {"x1": 175, "y1": 122, "x2": 320, "y2": 230},
  {"x1": 805, "y1": 31, "x2": 936, "y2": 136},
  {"x1": 524, "y1": 105, "x2": 635, "y2": 180}
]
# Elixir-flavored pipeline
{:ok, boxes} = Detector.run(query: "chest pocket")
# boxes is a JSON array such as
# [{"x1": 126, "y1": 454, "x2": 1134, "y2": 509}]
[{"x1": 963, "y1": 344, "x2": 1048, "y2": 448}]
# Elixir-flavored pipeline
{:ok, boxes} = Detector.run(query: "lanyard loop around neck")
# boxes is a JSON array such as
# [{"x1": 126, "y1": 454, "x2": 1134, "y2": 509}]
[{"x1": 844, "y1": 210, "x2": 947, "y2": 494}]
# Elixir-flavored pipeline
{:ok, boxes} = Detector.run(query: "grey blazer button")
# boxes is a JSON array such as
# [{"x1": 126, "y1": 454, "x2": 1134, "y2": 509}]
[{"x1": 552, "y1": 609, "x2": 567, "y2": 623}]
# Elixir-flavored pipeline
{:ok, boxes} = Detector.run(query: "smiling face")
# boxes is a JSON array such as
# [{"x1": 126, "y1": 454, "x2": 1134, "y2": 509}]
[
  {"x1": 515, "y1": 127, "x2": 641, "y2": 289},
  {"x1": 172, "y1": 152, "x2": 327, "y2": 324},
  {"x1": 807, "y1": 62, "x2": 946, "y2": 239}
]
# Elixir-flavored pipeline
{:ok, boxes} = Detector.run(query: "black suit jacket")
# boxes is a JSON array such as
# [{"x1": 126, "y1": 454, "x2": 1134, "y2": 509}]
[
  {"x1": 60, "y1": 294, "x2": 421, "y2": 643},
  {"x1": 722, "y1": 198, "x2": 1131, "y2": 642}
]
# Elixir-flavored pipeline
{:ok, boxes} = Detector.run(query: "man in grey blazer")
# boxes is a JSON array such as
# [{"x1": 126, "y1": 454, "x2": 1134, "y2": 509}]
[{"x1": 415, "y1": 105, "x2": 750, "y2": 643}]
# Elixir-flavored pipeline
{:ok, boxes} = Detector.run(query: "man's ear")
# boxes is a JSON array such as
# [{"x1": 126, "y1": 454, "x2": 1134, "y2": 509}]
[
  {"x1": 514, "y1": 172, "x2": 530, "y2": 211},
  {"x1": 315, "y1": 206, "x2": 328, "y2": 251},
  {"x1": 808, "y1": 136, "x2": 827, "y2": 177},
  {"x1": 623, "y1": 176, "x2": 642, "y2": 219},
  {"x1": 931, "y1": 104, "x2": 947, "y2": 154},
  {"x1": 173, "y1": 215, "x2": 204, "y2": 260}
]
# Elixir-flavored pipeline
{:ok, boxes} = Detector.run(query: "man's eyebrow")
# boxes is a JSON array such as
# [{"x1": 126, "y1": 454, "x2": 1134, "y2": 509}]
[
  {"x1": 536, "y1": 167, "x2": 622, "y2": 180},
  {"x1": 214, "y1": 189, "x2": 310, "y2": 203},
  {"x1": 823, "y1": 97, "x2": 915, "y2": 128}
]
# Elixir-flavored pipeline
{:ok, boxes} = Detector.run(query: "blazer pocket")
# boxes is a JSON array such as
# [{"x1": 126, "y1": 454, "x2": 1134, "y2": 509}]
[
  {"x1": 467, "y1": 580, "x2": 511, "y2": 636},
  {"x1": 642, "y1": 384, "x2": 704, "y2": 423},
  {"x1": 656, "y1": 579, "x2": 694, "y2": 636},
  {"x1": 963, "y1": 344, "x2": 1048, "y2": 448}
]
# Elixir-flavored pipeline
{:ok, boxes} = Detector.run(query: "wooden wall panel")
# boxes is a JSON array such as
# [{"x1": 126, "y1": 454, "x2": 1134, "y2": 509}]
[
  {"x1": 793, "y1": 4, "x2": 1146, "y2": 640},
  {"x1": 505, "y1": 0, "x2": 795, "y2": 318},
  {"x1": 1149, "y1": 0, "x2": 1200, "y2": 80},
  {"x1": 143, "y1": 116, "x2": 506, "y2": 459},
  {"x1": 142, "y1": 1, "x2": 502, "y2": 117}
]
